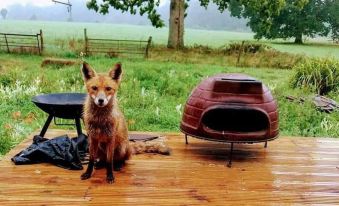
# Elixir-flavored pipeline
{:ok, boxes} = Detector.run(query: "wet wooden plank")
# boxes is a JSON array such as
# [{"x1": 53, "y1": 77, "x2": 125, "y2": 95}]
[{"x1": 1, "y1": 130, "x2": 339, "y2": 205}]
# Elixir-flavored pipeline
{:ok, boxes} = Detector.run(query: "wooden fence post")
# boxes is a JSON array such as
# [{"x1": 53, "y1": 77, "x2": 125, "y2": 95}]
[
  {"x1": 237, "y1": 40, "x2": 245, "y2": 65},
  {"x1": 39, "y1": 29, "x2": 44, "y2": 52},
  {"x1": 4, "y1": 34, "x2": 10, "y2": 53},
  {"x1": 84, "y1": 28, "x2": 88, "y2": 55},
  {"x1": 36, "y1": 34, "x2": 41, "y2": 55},
  {"x1": 145, "y1": 36, "x2": 152, "y2": 58}
]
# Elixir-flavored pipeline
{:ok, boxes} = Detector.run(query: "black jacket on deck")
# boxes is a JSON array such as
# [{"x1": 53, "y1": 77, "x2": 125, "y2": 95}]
[{"x1": 11, "y1": 134, "x2": 88, "y2": 170}]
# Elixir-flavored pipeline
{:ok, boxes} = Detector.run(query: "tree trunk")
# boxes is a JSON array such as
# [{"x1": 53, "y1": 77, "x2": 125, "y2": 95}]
[
  {"x1": 168, "y1": 0, "x2": 185, "y2": 49},
  {"x1": 294, "y1": 33, "x2": 303, "y2": 44}
]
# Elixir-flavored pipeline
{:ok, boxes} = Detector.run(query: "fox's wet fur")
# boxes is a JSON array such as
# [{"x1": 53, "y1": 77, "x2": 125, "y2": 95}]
[
  {"x1": 80, "y1": 62, "x2": 131, "y2": 184},
  {"x1": 80, "y1": 62, "x2": 170, "y2": 184}
]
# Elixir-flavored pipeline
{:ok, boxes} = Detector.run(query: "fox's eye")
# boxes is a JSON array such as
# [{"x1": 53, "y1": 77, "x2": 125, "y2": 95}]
[
  {"x1": 91, "y1": 86, "x2": 98, "y2": 91},
  {"x1": 105, "y1": 87, "x2": 112, "y2": 91}
]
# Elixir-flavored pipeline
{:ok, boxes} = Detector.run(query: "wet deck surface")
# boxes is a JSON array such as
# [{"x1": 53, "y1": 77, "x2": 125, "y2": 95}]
[{"x1": 1, "y1": 129, "x2": 339, "y2": 205}]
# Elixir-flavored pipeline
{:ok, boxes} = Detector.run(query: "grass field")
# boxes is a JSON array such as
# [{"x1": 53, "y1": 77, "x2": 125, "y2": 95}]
[
  {"x1": 0, "y1": 20, "x2": 338, "y2": 156},
  {"x1": 0, "y1": 53, "x2": 338, "y2": 156},
  {"x1": 1, "y1": 20, "x2": 338, "y2": 58}
]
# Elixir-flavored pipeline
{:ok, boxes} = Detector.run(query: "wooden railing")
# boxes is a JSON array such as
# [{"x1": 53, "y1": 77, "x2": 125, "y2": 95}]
[
  {"x1": 84, "y1": 28, "x2": 152, "y2": 58},
  {"x1": 0, "y1": 30, "x2": 44, "y2": 55}
]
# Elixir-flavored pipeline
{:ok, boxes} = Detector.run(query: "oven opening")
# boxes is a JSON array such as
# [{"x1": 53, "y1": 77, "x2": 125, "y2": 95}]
[{"x1": 202, "y1": 108, "x2": 269, "y2": 133}]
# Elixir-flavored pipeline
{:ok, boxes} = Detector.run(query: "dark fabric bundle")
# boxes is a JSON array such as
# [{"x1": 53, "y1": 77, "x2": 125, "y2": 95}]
[{"x1": 12, "y1": 134, "x2": 88, "y2": 170}]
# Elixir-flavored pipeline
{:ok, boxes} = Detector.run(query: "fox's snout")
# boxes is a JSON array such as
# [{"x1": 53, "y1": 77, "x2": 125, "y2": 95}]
[
  {"x1": 92, "y1": 92, "x2": 111, "y2": 107},
  {"x1": 98, "y1": 98, "x2": 104, "y2": 105}
]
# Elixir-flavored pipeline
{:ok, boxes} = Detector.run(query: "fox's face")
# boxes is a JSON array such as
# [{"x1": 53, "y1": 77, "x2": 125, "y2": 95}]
[{"x1": 81, "y1": 62, "x2": 122, "y2": 107}]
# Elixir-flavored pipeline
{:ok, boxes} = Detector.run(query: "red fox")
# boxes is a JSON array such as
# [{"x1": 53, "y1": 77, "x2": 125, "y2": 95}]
[
  {"x1": 80, "y1": 62, "x2": 170, "y2": 184},
  {"x1": 80, "y1": 62, "x2": 132, "y2": 183}
]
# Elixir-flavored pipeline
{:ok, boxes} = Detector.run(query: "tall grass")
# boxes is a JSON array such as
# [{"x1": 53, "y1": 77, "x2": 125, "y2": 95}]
[
  {"x1": 290, "y1": 58, "x2": 339, "y2": 95},
  {"x1": 150, "y1": 44, "x2": 304, "y2": 69}
]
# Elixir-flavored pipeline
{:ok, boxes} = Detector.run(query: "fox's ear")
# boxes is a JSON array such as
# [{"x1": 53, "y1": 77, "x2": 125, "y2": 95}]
[
  {"x1": 81, "y1": 62, "x2": 96, "y2": 81},
  {"x1": 109, "y1": 63, "x2": 122, "y2": 81}
]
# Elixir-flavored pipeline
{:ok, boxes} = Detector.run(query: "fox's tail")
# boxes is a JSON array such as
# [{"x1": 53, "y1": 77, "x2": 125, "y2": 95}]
[{"x1": 129, "y1": 136, "x2": 171, "y2": 155}]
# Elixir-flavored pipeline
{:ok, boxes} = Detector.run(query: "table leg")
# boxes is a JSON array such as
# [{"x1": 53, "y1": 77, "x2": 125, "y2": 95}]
[
  {"x1": 75, "y1": 118, "x2": 83, "y2": 136},
  {"x1": 39, "y1": 114, "x2": 53, "y2": 137}
]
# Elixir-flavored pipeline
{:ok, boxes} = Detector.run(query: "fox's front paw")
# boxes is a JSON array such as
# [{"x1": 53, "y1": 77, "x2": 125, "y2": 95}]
[
  {"x1": 81, "y1": 172, "x2": 92, "y2": 180},
  {"x1": 106, "y1": 174, "x2": 115, "y2": 184}
]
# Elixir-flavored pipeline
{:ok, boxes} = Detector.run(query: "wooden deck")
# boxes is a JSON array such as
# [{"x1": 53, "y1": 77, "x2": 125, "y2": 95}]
[{"x1": 1, "y1": 129, "x2": 339, "y2": 205}]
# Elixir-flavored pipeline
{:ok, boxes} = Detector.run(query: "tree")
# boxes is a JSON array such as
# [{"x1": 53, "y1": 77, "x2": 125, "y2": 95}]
[
  {"x1": 230, "y1": 0, "x2": 331, "y2": 44},
  {"x1": 1, "y1": 8, "x2": 8, "y2": 20},
  {"x1": 86, "y1": 0, "x2": 285, "y2": 49},
  {"x1": 30, "y1": 14, "x2": 37, "y2": 21},
  {"x1": 167, "y1": 0, "x2": 185, "y2": 48},
  {"x1": 324, "y1": 0, "x2": 339, "y2": 43}
]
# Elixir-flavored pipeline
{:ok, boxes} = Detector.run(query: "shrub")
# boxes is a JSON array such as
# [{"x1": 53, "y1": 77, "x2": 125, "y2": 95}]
[
  {"x1": 190, "y1": 44, "x2": 213, "y2": 54},
  {"x1": 222, "y1": 42, "x2": 272, "y2": 55},
  {"x1": 150, "y1": 43, "x2": 303, "y2": 69},
  {"x1": 290, "y1": 58, "x2": 339, "y2": 95}
]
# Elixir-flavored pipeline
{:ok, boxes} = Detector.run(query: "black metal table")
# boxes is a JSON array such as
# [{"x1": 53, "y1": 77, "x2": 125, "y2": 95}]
[{"x1": 32, "y1": 93, "x2": 86, "y2": 137}]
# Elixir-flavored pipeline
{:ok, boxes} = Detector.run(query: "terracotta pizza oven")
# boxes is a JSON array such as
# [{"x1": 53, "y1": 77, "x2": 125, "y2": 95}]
[{"x1": 180, "y1": 73, "x2": 279, "y2": 166}]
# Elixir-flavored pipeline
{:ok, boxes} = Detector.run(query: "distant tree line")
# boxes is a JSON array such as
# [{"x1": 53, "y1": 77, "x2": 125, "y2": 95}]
[{"x1": 0, "y1": 0, "x2": 249, "y2": 32}]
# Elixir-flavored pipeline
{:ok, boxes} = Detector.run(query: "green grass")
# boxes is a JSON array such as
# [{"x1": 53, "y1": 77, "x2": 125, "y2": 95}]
[
  {"x1": 0, "y1": 20, "x2": 253, "y2": 45},
  {"x1": 0, "y1": 53, "x2": 338, "y2": 156},
  {"x1": 268, "y1": 42, "x2": 339, "y2": 59},
  {"x1": 0, "y1": 20, "x2": 338, "y2": 156},
  {"x1": 1, "y1": 20, "x2": 338, "y2": 58}
]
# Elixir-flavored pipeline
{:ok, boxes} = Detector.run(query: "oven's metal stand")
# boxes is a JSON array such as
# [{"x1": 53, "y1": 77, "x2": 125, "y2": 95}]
[{"x1": 227, "y1": 142, "x2": 234, "y2": 168}]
